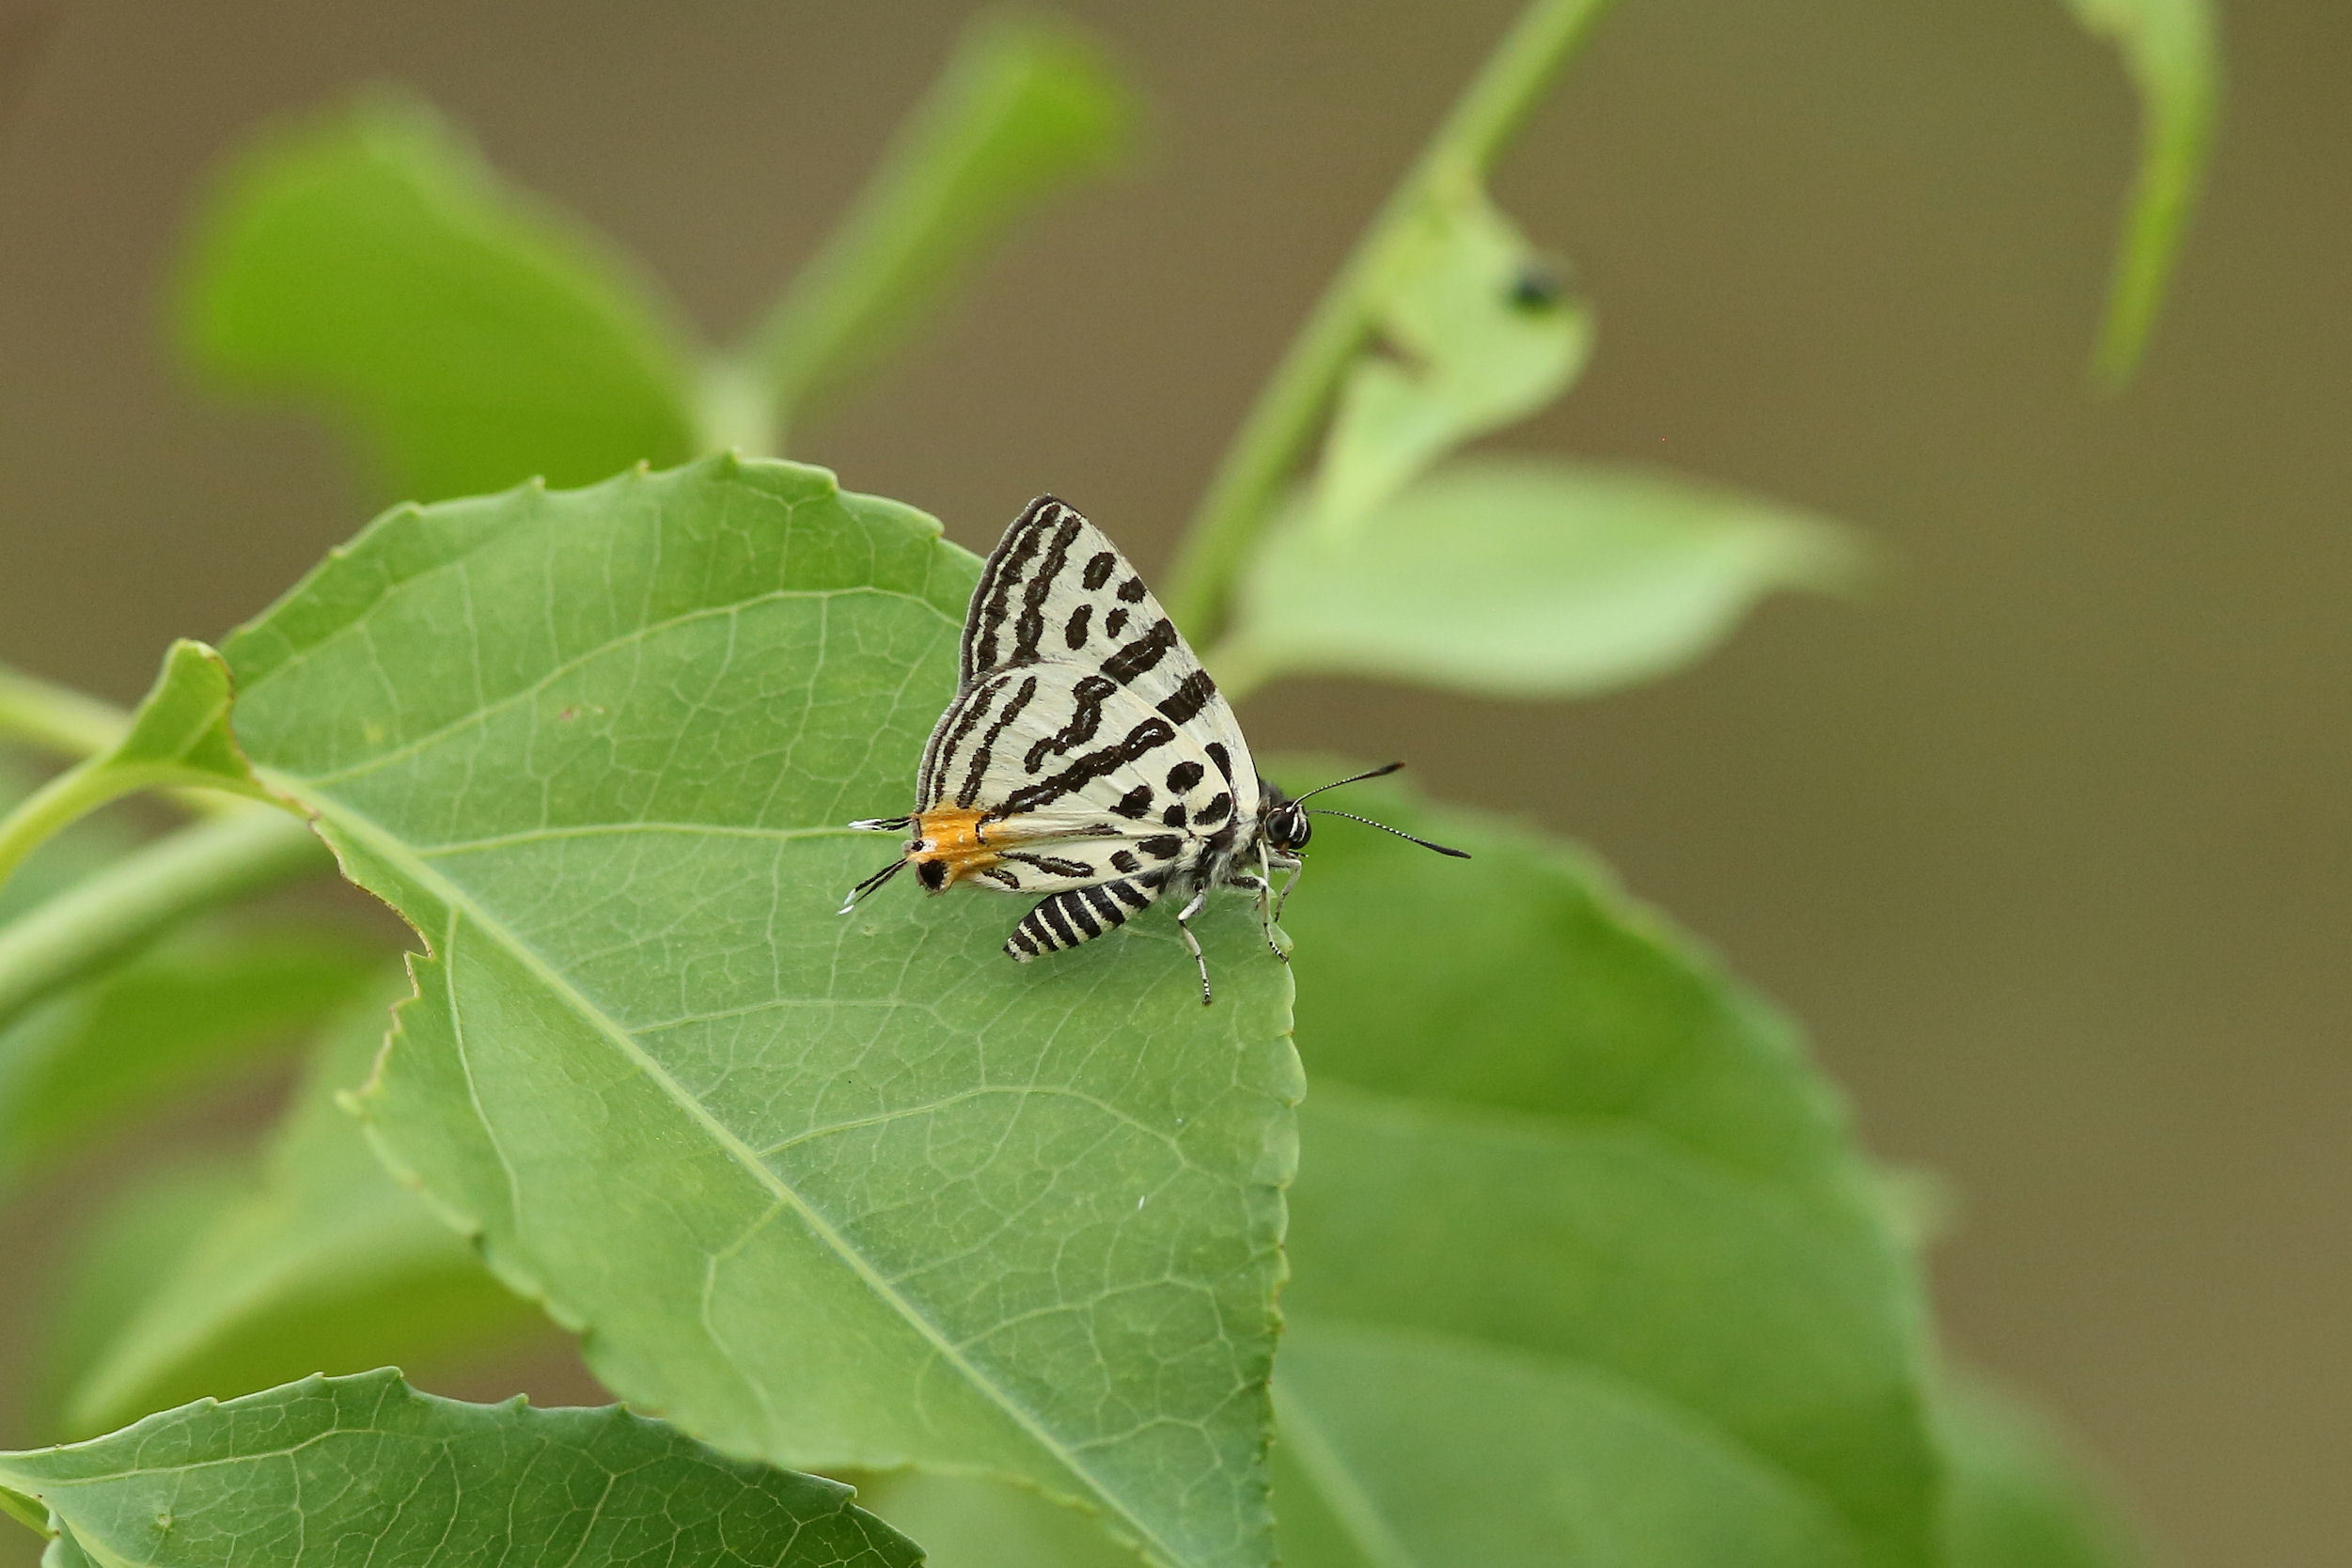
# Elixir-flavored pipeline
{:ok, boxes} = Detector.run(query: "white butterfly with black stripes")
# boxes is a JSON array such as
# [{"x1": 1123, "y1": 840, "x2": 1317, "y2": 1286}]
[{"x1": 841, "y1": 495, "x2": 1467, "y2": 1004}]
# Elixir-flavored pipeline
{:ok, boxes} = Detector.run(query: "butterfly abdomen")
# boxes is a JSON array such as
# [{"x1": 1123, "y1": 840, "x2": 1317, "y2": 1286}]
[{"x1": 1006, "y1": 876, "x2": 1163, "y2": 962}]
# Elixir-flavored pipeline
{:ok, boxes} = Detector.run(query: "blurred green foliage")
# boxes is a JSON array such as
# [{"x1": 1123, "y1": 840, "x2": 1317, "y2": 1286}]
[{"x1": 0, "y1": 3, "x2": 2212, "y2": 1566}]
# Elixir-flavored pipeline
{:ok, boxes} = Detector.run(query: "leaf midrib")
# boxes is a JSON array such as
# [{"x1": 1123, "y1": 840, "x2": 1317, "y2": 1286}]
[{"x1": 296, "y1": 782, "x2": 1183, "y2": 1568}]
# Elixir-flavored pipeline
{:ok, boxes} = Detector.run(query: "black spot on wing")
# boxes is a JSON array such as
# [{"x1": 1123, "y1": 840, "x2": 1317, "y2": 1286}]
[
  {"x1": 1011, "y1": 511, "x2": 1086, "y2": 664},
  {"x1": 993, "y1": 715, "x2": 1178, "y2": 816},
  {"x1": 955, "y1": 673, "x2": 1039, "y2": 808},
  {"x1": 1101, "y1": 619, "x2": 1179, "y2": 687},
  {"x1": 966, "y1": 497, "x2": 1062, "y2": 679},
  {"x1": 1157, "y1": 668, "x2": 1218, "y2": 727},
  {"x1": 1111, "y1": 849, "x2": 1141, "y2": 873},
  {"x1": 1139, "y1": 835, "x2": 1184, "y2": 859},
  {"x1": 1112, "y1": 784, "x2": 1154, "y2": 819},
  {"x1": 1205, "y1": 742, "x2": 1234, "y2": 786},
  {"x1": 1064, "y1": 603, "x2": 1093, "y2": 650},
  {"x1": 1117, "y1": 576, "x2": 1149, "y2": 604},
  {"x1": 1105, "y1": 607, "x2": 1130, "y2": 638},
  {"x1": 919, "y1": 678, "x2": 996, "y2": 806},
  {"x1": 1166, "y1": 760, "x2": 1204, "y2": 793},
  {"x1": 1196, "y1": 792, "x2": 1232, "y2": 825},
  {"x1": 1021, "y1": 674, "x2": 1118, "y2": 774},
  {"x1": 1006, "y1": 852, "x2": 1098, "y2": 879},
  {"x1": 1161, "y1": 802, "x2": 1189, "y2": 828},
  {"x1": 1082, "y1": 551, "x2": 1118, "y2": 590}
]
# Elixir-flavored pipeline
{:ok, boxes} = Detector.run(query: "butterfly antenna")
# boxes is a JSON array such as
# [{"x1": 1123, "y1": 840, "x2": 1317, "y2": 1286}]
[
  {"x1": 838, "y1": 855, "x2": 909, "y2": 916},
  {"x1": 1308, "y1": 809, "x2": 1471, "y2": 858},
  {"x1": 1291, "y1": 761, "x2": 1405, "y2": 803}
]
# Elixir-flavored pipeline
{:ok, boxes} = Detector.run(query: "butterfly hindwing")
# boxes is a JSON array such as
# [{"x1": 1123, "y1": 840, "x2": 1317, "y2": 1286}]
[{"x1": 918, "y1": 663, "x2": 1248, "y2": 894}]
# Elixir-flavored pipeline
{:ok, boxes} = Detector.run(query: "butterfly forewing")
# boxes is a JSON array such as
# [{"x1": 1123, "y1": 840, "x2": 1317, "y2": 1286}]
[
  {"x1": 923, "y1": 496, "x2": 1261, "y2": 853},
  {"x1": 953, "y1": 498, "x2": 1256, "y2": 777},
  {"x1": 917, "y1": 661, "x2": 1247, "y2": 893}
]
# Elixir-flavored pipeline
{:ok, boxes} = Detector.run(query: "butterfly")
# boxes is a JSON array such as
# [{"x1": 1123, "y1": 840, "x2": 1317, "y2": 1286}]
[{"x1": 840, "y1": 495, "x2": 1467, "y2": 1004}]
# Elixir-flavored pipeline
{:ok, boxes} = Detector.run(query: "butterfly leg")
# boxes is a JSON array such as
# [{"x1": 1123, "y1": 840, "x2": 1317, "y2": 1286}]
[
  {"x1": 1174, "y1": 886, "x2": 1215, "y2": 1006},
  {"x1": 1273, "y1": 855, "x2": 1304, "y2": 922},
  {"x1": 1227, "y1": 862, "x2": 1287, "y2": 963}
]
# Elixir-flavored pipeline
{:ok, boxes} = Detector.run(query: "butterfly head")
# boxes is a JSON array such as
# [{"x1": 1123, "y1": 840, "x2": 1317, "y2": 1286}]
[
  {"x1": 1262, "y1": 793, "x2": 1312, "y2": 853},
  {"x1": 1259, "y1": 763, "x2": 1472, "y2": 860}
]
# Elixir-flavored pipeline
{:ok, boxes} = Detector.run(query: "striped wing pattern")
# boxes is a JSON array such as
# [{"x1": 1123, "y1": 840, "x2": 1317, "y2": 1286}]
[
  {"x1": 916, "y1": 497, "x2": 1261, "y2": 896},
  {"x1": 849, "y1": 495, "x2": 1282, "y2": 999}
]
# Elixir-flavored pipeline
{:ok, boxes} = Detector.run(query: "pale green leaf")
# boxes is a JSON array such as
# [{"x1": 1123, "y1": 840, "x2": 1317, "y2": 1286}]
[
  {"x1": 0, "y1": 926, "x2": 380, "y2": 1185},
  {"x1": 88, "y1": 641, "x2": 252, "y2": 788},
  {"x1": 217, "y1": 457, "x2": 1298, "y2": 1568},
  {"x1": 180, "y1": 93, "x2": 699, "y2": 504},
  {"x1": 855, "y1": 1471, "x2": 1145, "y2": 1568},
  {"x1": 54, "y1": 987, "x2": 545, "y2": 1439},
  {"x1": 746, "y1": 11, "x2": 1135, "y2": 440},
  {"x1": 1266, "y1": 767, "x2": 1942, "y2": 1568},
  {"x1": 1940, "y1": 1374, "x2": 2153, "y2": 1568},
  {"x1": 1227, "y1": 458, "x2": 1860, "y2": 698},
  {"x1": 0, "y1": 642, "x2": 271, "y2": 897},
  {"x1": 29, "y1": 1155, "x2": 244, "y2": 1441},
  {"x1": 1272, "y1": 1318, "x2": 1860, "y2": 1568},
  {"x1": 2063, "y1": 0, "x2": 2220, "y2": 386},
  {"x1": 1312, "y1": 190, "x2": 1590, "y2": 532},
  {"x1": 0, "y1": 1371, "x2": 921, "y2": 1568}
]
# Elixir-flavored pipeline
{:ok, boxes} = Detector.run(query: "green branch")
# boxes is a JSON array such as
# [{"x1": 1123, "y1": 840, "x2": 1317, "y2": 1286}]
[
  {"x1": 0, "y1": 807, "x2": 328, "y2": 1035},
  {"x1": 0, "y1": 665, "x2": 134, "y2": 761},
  {"x1": 740, "y1": 12, "x2": 1133, "y2": 452},
  {"x1": 1160, "y1": 0, "x2": 1619, "y2": 641}
]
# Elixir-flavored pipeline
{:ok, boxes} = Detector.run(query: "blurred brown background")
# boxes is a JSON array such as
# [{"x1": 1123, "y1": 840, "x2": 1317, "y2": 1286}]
[{"x1": 0, "y1": 1, "x2": 2344, "y2": 1562}]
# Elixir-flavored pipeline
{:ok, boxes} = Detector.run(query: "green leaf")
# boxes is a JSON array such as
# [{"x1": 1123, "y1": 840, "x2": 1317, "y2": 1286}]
[
  {"x1": 0, "y1": 1371, "x2": 922, "y2": 1568},
  {"x1": 855, "y1": 1471, "x2": 1145, "y2": 1568},
  {"x1": 0, "y1": 926, "x2": 380, "y2": 1186},
  {"x1": 180, "y1": 93, "x2": 700, "y2": 505},
  {"x1": 0, "y1": 642, "x2": 270, "y2": 896},
  {"x1": 217, "y1": 457, "x2": 1299, "y2": 1568},
  {"x1": 1939, "y1": 1374, "x2": 2153, "y2": 1568},
  {"x1": 745, "y1": 12, "x2": 1135, "y2": 442},
  {"x1": 1266, "y1": 767, "x2": 1941, "y2": 1568},
  {"x1": 1273, "y1": 1319, "x2": 1861, "y2": 1568},
  {"x1": 52, "y1": 986, "x2": 545, "y2": 1439},
  {"x1": 2062, "y1": 0, "x2": 2220, "y2": 387},
  {"x1": 28, "y1": 1155, "x2": 246, "y2": 1439},
  {"x1": 1225, "y1": 458, "x2": 1860, "y2": 699},
  {"x1": 1311, "y1": 189, "x2": 1591, "y2": 532}
]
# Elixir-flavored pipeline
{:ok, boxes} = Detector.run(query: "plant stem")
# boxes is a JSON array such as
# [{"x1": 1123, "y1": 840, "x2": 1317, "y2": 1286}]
[
  {"x1": 0, "y1": 806, "x2": 327, "y2": 1035},
  {"x1": 0, "y1": 665, "x2": 132, "y2": 761},
  {"x1": 1159, "y1": 0, "x2": 1617, "y2": 641},
  {"x1": 0, "y1": 759, "x2": 155, "y2": 895}
]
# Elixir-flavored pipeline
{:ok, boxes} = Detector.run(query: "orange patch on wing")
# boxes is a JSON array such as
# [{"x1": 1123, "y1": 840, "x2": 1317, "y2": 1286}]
[{"x1": 910, "y1": 805, "x2": 1001, "y2": 890}]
